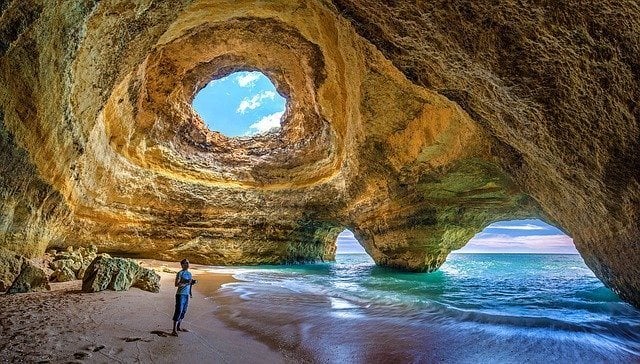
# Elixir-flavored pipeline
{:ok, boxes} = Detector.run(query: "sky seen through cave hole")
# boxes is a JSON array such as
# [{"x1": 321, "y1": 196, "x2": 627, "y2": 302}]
[
  {"x1": 192, "y1": 71, "x2": 286, "y2": 137},
  {"x1": 336, "y1": 219, "x2": 577, "y2": 254}
]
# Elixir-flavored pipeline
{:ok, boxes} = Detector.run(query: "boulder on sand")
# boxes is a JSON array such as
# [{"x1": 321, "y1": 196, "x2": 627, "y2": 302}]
[
  {"x1": 7, "y1": 260, "x2": 51, "y2": 293},
  {"x1": 50, "y1": 265, "x2": 77, "y2": 282},
  {"x1": 0, "y1": 248, "x2": 24, "y2": 292},
  {"x1": 82, "y1": 255, "x2": 160, "y2": 293},
  {"x1": 51, "y1": 258, "x2": 81, "y2": 273}
]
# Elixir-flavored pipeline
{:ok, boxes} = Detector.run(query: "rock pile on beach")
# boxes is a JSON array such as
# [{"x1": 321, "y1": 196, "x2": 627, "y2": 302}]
[
  {"x1": 82, "y1": 255, "x2": 160, "y2": 293},
  {"x1": 47, "y1": 245, "x2": 98, "y2": 282},
  {"x1": 1, "y1": 246, "x2": 160, "y2": 294}
]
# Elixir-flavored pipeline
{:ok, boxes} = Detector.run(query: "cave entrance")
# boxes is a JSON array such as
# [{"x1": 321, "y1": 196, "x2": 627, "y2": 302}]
[
  {"x1": 440, "y1": 219, "x2": 627, "y2": 330},
  {"x1": 453, "y1": 218, "x2": 577, "y2": 254},
  {"x1": 192, "y1": 71, "x2": 286, "y2": 137},
  {"x1": 335, "y1": 229, "x2": 367, "y2": 255},
  {"x1": 334, "y1": 229, "x2": 374, "y2": 264}
]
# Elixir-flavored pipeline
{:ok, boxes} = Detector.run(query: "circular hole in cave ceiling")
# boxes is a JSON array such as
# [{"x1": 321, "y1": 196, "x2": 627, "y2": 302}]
[{"x1": 192, "y1": 71, "x2": 286, "y2": 138}]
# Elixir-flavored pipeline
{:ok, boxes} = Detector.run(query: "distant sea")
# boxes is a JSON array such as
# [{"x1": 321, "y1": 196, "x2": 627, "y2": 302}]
[{"x1": 206, "y1": 254, "x2": 640, "y2": 363}]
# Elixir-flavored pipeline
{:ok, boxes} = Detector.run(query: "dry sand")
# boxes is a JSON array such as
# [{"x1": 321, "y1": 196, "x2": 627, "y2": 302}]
[{"x1": 0, "y1": 260, "x2": 292, "y2": 363}]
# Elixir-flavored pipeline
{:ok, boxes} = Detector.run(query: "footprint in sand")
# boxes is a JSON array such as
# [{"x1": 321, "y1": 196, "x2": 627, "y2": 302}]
[
  {"x1": 86, "y1": 344, "x2": 105, "y2": 352},
  {"x1": 73, "y1": 351, "x2": 91, "y2": 359}
]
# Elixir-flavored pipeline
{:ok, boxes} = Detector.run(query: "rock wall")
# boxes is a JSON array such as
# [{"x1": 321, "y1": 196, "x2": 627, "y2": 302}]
[
  {"x1": 0, "y1": 1, "x2": 638, "y2": 306},
  {"x1": 0, "y1": 112, "x2": 71, "y2": 257}
]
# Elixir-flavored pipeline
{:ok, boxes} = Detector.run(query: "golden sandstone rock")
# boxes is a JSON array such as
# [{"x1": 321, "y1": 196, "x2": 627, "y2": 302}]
[{"x1": 0, "y1": 1, "x2": 638, "y2": 306}]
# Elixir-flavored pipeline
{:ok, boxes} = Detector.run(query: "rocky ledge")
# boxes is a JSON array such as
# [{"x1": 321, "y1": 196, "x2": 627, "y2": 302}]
[{"x1": 0, "y1": 1, "x2": 638, "y2": 306}]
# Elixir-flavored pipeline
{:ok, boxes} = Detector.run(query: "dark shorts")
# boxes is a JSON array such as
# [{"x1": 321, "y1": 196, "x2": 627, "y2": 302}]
[{"x1": 173, "y1": 294, "x2": 189, "y2": 322}]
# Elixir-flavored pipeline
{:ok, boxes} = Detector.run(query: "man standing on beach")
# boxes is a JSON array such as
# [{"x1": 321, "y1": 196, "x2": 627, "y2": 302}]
[{"x1": 172, "y1": 258, "x2": 193, "y2": 336}]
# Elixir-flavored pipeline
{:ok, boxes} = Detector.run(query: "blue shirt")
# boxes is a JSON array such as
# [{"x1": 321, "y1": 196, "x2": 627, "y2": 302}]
[{"x1": 176, "y1": 270, "x2": 192, "y2": 295}]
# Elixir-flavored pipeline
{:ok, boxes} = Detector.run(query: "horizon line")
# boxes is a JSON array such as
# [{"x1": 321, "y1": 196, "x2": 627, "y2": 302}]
[{"x1": 336, "y1": 252, "x2": 581, "y2": 255}]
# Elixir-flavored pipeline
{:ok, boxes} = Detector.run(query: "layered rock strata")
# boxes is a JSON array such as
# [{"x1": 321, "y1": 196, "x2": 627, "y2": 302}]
[{"x1": 0, "y1": 1, "x2": 638, "y2": 306}]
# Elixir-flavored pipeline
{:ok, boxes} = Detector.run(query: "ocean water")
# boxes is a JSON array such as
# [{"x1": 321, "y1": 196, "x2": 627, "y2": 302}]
[{"x1": 207, "y1": 254, "x2": 640, "y2": 363}]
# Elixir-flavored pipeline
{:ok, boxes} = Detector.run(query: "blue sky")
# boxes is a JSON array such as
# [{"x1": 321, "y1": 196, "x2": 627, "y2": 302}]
[
  {"x1": 336, "y1": 219, "x2": 576, "y2": 255},
  {"x1": 192, "y1": 71, "x2": 286, "y2": 137}
]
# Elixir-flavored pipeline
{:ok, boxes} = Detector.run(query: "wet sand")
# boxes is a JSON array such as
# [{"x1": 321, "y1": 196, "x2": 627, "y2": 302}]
[
  {"x1": 209, "y1": 281, "x2": 316, "y2": 363},
  {"x1": 202, "y1": 262, "x2": 640, "y2": 364},
  {"x1": 0, "y1": 260, "x2": 292, "y2": 363},
  {"x1": 209, "y1": 280, "x2": 446, "y2": 363}
]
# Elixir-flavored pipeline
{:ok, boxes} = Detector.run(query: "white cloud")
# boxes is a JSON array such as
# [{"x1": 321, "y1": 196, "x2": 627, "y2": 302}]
[
  {"x1": 236, "y1": 72, "x2": 260, "y2": 88},
  {"x1": 337, "y1": 230, "x2": 355, "y2": 240},
  {"x1": 236, "y1": 91, "x2": 276, "y2": 114},
  {"x1": 487, "y1": 223, "x2": 547, "y2": 231},
  {"x1": 247, "y1": 111, "x2": 284, "y2": 135}
]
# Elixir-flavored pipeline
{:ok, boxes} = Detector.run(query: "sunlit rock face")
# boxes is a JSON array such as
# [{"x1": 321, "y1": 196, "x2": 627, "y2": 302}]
[{"x1": 0, "y1": 1, "x2": 638, "y2": 306}]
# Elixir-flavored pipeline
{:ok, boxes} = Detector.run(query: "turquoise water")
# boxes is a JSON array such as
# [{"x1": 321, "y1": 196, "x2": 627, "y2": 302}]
[{"x1": 210, "y1": 254, "x2": 640, "y2": 363}]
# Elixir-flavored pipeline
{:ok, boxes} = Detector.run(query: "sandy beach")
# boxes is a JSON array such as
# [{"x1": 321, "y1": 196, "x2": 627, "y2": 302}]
[
  {"x1": 0, "y1": 260, "x2": 293, "y2": 363},
  {"x1": 3, "y1": 256, "x2": 638, "y2": 363}
]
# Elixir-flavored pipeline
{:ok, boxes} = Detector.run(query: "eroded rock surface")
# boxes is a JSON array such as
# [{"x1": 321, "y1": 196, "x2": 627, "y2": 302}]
[
  {"x1": 7, "y1": 260, "x2": 50, "y2": 294},
  {"x1": 0, "y1": 1, "x2": 638, "y2": 306},
  {"x1": 0, "y1": 248, "x2": 23, "y2": 291},
  {"x1": 48, "y1": 245, "x2": 98, "y2": 282},
  {"x1": 330, "y1": 0, "x2": 640, "y2": 305}
]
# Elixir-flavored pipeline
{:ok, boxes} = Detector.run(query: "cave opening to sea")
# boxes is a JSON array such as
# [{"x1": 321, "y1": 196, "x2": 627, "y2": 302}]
[
  {"x1": 192, "y1": 71, "x2": 286, "y2": 137},
  {"x1": 334, "y1": 229, "x2": 374, "y2": 265},
  {"x1": 453, "y1": 218, "x2": 577, "y2": 254},
  {"x1": 335, "y1": 229, "x2": 367, "y2": 255}
]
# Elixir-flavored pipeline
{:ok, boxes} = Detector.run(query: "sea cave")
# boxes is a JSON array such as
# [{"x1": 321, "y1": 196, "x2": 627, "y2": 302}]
[{"x1": 0, "y1": 0, "x2": 639, "y2": 362}]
